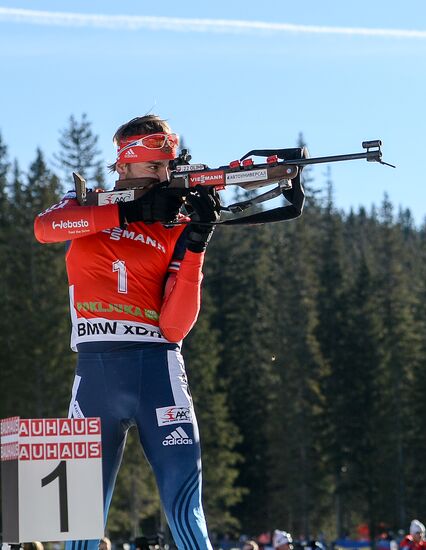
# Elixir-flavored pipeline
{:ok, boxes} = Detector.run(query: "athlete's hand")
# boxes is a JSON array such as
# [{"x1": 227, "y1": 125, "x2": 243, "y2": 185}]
[
  {"x1": 185, "y1": 185, "x2": 221, "y2": 253},
  {"x1": 117, "y1": 183, "x2": 184, "y2": 225}
]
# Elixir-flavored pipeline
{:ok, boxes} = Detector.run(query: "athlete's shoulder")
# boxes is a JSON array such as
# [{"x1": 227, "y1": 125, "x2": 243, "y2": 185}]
[
  {"x1": 36, "y1": 191, "x2": 78, "y2": 218},
  {"x1": 63, "y1": 190, "x2": 77, "y2": 200}
]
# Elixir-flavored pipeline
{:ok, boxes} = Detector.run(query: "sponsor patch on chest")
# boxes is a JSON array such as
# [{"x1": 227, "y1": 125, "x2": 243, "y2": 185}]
[{"x1": 102, "y1": 227, "x2": 166, "y2": 254}]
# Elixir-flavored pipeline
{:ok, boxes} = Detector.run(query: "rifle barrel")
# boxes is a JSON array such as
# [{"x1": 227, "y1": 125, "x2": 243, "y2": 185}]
[{"x1": 284, "y1": 150, "x2": 381, "y2": 166}]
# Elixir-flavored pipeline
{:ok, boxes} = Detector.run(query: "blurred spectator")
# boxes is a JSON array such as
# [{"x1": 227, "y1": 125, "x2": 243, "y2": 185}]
[
  {"x1": 304, "y1": 541, "x2": 326, "y2": 550},
  {"x1": 99, "y1": 538, "x2": 112, "y2": 550},
  {"x1": 134, "y1": 535, "x2": 164, "y2": 550},
  {"x1": 376, "y1": 530, "x2": 398, "y2": 550},
  {"x1": 400, "y1": 520, "x2": 425, "y2": 550},
  {"x1": 23, "y1": 544, "x2": 44, "y2": 550},
  {"x1": 243, "y1": 541, "x2": 260, "y2": 550},
  {"x1": 258, "y1": 532, "x2": 273, "y2": 550},
  {"x1": 273, "y1": 531, "x2": 294, "y2": 550}
]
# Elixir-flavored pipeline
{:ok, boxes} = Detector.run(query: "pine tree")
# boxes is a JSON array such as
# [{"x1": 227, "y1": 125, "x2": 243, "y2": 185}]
[
  {"x1": 206, "y1": 223, "x2": 280, "y2": 534},
  {"x1": 54, "y1": 113, "x2": 105, "y2": 188},
  {"x1": 405, "y1": 223, "x2": 426, "y2": 518},
  {"x1": 267, "y1": 138, "x2": 329, "y2": 538},
  {"x1": 0, "y1": 132, "x2": 10, "y2": 207},
  {"x1": 267, "y1": 205, "x2": 329, "y2": 536},
  {"x1": 1, "y1": 160, "x2": 31, "y2": 417},
  {"x1": 28, "y1": 149, "x2": 75, "y2": 417},
  {"x1": 296, "y1": 132, "x2": 320, "y2": 210},
  {"x1": 372, "y1": 197, "x2": 422, "y2": 528},
  {"x1": 339, "y1": 253, "x2": 383, "y2": 538},
  {"x1": 315, "y1": 182, "x2": 355, "y2": 537},
  {"x1": 0, "y1": 133, "x2": 13, "y2": 419},
  {"x1": 3, "y1": 149, "x2": 74, "y2": 419}
]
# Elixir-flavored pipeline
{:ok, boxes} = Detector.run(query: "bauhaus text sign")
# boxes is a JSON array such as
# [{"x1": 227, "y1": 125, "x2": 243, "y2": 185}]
[{"x1": 1, "y1": 417, "x2": 104, "y2": 543}]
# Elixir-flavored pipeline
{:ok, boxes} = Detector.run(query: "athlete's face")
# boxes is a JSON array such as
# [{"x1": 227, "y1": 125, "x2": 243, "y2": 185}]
[{"x1": 115, "y1": 160, "x2": 170, "y2": 190}]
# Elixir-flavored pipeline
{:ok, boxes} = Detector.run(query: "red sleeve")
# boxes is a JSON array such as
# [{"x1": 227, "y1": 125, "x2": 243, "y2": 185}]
[
  {"x1": 34, "y1": 196, "x2": 120, "y2": 243},
  {"x1": 159, "y1": 250, "x2": 205, "y2": 342}
]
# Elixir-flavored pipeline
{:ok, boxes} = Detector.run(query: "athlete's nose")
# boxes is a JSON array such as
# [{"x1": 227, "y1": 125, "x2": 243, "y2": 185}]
[{"x1": 159, "y1": 165, "x2": 170, "y2": 182}]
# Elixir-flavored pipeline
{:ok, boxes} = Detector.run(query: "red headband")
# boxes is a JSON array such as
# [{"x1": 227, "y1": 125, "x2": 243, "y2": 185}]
[{"x1": 116, "y1": 133, "x2": 179, "y2": 164}]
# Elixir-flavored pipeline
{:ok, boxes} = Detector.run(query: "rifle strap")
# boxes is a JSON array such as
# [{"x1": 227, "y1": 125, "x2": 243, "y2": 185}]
[
  {"x1": 219, "y1": 203, "x2": 302, "y2": 225},
  {"x1": 220, "y1": 147, "x2": 307, "y2": 225}
]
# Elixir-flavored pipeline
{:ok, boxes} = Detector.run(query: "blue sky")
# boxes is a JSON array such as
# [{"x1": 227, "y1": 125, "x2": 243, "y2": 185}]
[{"x1": 1, "y1": 1, "x2": 425, "y2": 224}]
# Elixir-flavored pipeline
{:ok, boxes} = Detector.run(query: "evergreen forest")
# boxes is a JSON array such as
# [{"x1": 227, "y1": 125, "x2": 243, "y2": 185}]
[{"x1": 1, "y1": 115, "x2": 425, "y2": 546}]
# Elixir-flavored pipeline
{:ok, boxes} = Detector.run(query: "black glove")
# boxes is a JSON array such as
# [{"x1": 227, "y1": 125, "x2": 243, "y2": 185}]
[
  {"x1": 117, "y1": 183, "x2": 183, "y2": 225},
  {"x1": 185, "y1": 185, "x2": 221, "y2": 253}
]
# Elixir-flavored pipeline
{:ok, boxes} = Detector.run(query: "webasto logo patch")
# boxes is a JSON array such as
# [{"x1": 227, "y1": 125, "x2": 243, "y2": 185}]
[{"x1": 52, "y1": 219, "x2": 89, "y2": 230}]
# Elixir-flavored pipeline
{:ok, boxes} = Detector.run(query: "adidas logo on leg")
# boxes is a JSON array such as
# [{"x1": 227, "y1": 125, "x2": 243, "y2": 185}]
[{"x1": 162, "y1": 426, "x2": 193, "y2": 446}]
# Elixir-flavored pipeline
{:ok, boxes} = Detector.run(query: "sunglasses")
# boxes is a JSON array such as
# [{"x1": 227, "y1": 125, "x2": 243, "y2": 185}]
[
  {"x1": 117, "y1": 132, "x2": 180, "y2": 163},
  {"x1": 126, "y1": 133, "x2": 179, "y2": 151}
]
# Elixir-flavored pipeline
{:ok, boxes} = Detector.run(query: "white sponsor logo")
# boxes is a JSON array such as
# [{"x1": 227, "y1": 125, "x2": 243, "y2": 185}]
[
  {"x1": 225, "y1": 168, "x2": 268, "y2": 183},
  {"x1": 102, "y1": 227, "x2": 166, "y2": 253},
  {"x1": 70, "y1": 400, "x2": 84, "y2": 419},
  {"x1": 71, "y1": 316, "x2": 168, "y2": 350},
  {"x1": 175, "y1": 164, "x2": 206, "y2": 172},
  {"x1": 38, "y1": 199, "x2": 70, "y2": 217},
  {"x1": 98, "y1": 190, "x2": 135, "y2": 205},
  {"x1": 156, "y1": 406, "x2": 192, "y2": 426},
  {"x1": 52, "y1": 219, "x2": 89, "y2": 230},
  {"x1": 77, "y1": 320, "x2": 162, "y2": 339},
  {"x1": 124, "y1": 148, "x2": 138, "y2": 158},
  {"x1": 162, "y1": 426, "x2": 193, "y2": 446},
  {"x1": 191, "y1": 174, "x2": 223, "y2": 183}
]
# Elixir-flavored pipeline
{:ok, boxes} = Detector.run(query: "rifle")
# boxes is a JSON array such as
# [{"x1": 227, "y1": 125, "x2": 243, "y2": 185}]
[{"x1": 73, "y1": 140, "x2": 394, "y2": 225}]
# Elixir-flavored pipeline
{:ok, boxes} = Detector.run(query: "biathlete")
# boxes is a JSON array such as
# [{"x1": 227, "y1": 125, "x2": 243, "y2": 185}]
[{"x1": 34, "y1": 115, "x2": 221, "y2": 550}]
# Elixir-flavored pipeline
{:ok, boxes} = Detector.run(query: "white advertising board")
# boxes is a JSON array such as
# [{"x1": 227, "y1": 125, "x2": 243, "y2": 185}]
[{"x1": 1, "y1": 417, "x2": 104, "y2": 543}]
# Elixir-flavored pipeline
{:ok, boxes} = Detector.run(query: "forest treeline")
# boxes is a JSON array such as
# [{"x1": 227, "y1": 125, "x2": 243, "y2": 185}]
[{"x1": 0, "y1": 115, "x2": 425, "y2": 544}]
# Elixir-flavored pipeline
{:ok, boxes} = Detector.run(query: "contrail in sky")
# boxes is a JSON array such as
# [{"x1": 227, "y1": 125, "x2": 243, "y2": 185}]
[{"x1": 0, "y1": 6, "x2": 425, "y2": 38}]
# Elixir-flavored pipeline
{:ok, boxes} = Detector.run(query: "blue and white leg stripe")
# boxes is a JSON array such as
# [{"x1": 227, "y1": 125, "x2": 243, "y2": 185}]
[{"x1": 170, "y1": 468, "x2": 211, "y2": 550}]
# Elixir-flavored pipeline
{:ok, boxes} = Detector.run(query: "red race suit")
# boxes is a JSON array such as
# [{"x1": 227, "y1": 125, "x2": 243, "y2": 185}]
[
  {"x1": 400, "y1": 536, "x2": 426, "y2": 550},
  {"x1": 34, "y1": 191, "x2": 204, "y2": 350}
]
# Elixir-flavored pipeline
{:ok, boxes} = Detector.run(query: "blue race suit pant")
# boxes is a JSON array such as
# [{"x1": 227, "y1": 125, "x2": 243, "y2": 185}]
[{"x1": 65, "y1": 344, "x2": 212, "y2": 550}]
